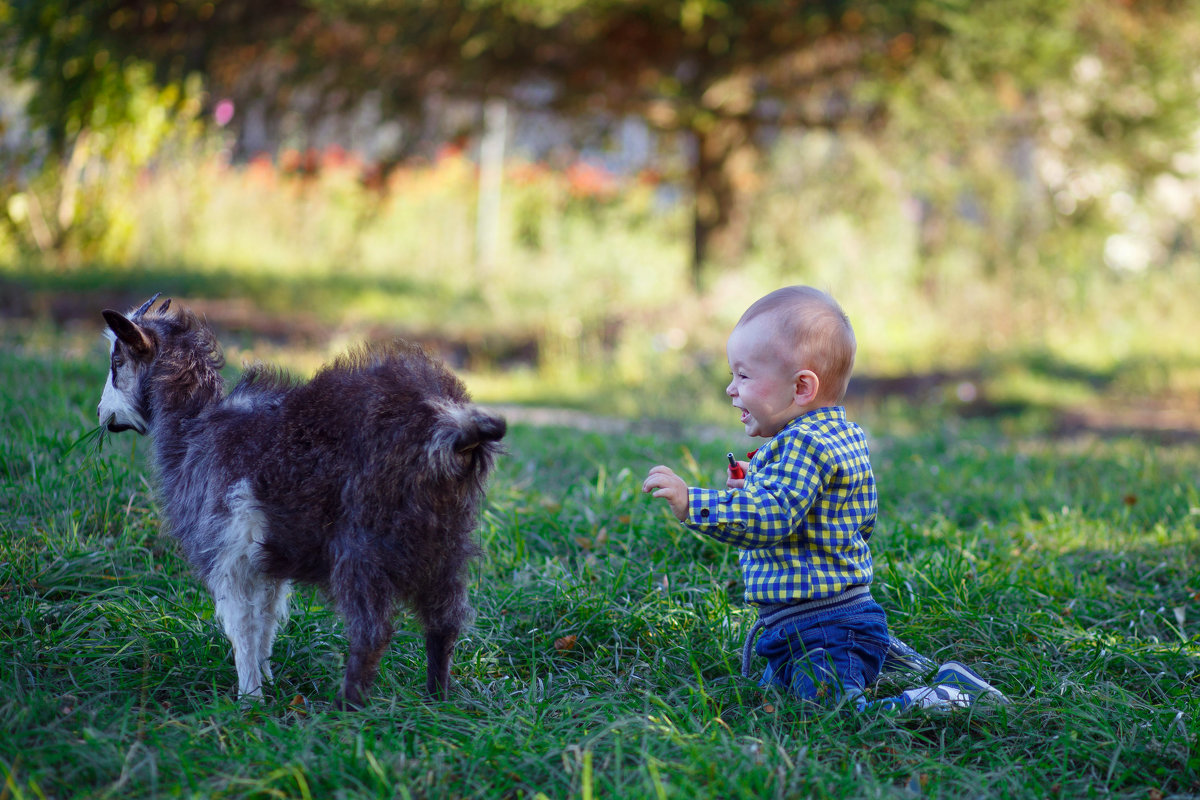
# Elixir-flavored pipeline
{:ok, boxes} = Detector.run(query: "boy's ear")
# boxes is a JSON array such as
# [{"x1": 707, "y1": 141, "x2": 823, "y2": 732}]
[{"x1": 793, "y1": 369, "x2": 820, "y2": 406}]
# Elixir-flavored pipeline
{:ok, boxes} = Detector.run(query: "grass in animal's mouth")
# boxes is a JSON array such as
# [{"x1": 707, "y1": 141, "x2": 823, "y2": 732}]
[{"x1": 65, "y1": 422, "x2": 110, "y2": 455}]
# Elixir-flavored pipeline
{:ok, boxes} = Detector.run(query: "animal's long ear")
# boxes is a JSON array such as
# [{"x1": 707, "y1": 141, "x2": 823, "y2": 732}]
[{"x1": 102, "y1": 310, "x2": 154, "y2": 358}]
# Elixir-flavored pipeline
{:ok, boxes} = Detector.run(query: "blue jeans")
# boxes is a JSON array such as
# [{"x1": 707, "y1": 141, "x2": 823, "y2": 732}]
[{"x1": 755, "y1": 599, "x2": 889, "y2": 709}]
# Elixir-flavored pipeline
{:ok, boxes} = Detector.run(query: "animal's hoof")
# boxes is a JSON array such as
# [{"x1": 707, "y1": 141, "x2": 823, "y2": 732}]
[{"x1": 334, "y1": 692, "x2": 365, "y2": 711}]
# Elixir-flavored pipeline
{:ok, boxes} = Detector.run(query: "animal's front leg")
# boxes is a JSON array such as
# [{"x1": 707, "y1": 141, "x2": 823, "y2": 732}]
[
  {"x1": 254, "y1": 579, "x2": 292, "y2": 684},
  {"x1": 212, "y1": 483, "x2": 287, "y2": 700},
  {"x1": 214, "y1": 588, "x2": 267, "y2": 699},
  {"x1": 210, "y1": 560, "x2": 285, "y2": 700}
]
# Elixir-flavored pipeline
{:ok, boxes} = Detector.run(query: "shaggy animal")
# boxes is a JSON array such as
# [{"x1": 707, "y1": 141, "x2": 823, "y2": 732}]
[{"x1": 96, "y1": 294, "x2": 505, "y2": 707}]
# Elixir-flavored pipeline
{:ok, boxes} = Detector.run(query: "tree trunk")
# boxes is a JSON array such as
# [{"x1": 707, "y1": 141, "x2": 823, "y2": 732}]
[{"x1": 690, "y1": 117, "x2": 758, "y2": 291}]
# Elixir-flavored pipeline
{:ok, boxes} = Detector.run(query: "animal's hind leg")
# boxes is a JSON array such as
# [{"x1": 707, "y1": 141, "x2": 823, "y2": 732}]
[
  {"x1": 331, "y1": 547, "x2": 395, "y2": 709},
  {"x1": 415, "y1": 575, "x2": 472, "y2": 700},
  {"x1": 423, "y1": 628, "x2": 457, "y2": 701}
]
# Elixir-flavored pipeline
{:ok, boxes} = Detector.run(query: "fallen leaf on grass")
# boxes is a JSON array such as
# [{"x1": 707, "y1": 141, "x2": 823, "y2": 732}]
[
  {"x1": 575, "y1": 530, "x2": 609, "y2": 550},
  {"x1": 289, "y1": 695, "x2": 308, "y2": 715},
  {"x1": 554, "y1": 635, "x2": 578, "y2": 651}
]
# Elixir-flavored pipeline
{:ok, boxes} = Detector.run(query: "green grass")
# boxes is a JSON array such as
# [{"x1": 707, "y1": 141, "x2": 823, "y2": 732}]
[{"x1": 1, "y1": 334, "x2": 1198, "y2": 799}]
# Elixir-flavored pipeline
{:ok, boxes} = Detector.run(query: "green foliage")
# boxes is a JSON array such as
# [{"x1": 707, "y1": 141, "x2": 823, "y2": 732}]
[
  {"x1": 876, "y1": 0, "x2": 1200, "y2": 281},
  {"x1": 4, "y1": 0, "x2": 1199, "y2": 278},
  {"x1": 7, "y1": 1, "x2": 176, "y2": 150},
  {"x1": 0, "y1": 0, "x2": 986, "y2": 275},
  {"x1": 2, "y1": 62, "x2": 207, "y2": 262},
  {"x1": 1, "y1": 337, "x2": 1198, "y2": 798}
]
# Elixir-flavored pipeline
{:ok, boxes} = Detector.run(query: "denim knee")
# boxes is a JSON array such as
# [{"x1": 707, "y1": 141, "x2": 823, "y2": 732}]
[{"x1": 754, "y1": 606, "x2": 889, "y2": 706}]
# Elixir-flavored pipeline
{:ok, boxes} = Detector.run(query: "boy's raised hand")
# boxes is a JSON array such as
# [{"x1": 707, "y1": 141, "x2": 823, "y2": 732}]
[
  {"x1": 726, "y1": 460, "x2": 748, "y2": 490},
  {"x1": 643, "y1": 465, "x2": 689, "y2": 521}
]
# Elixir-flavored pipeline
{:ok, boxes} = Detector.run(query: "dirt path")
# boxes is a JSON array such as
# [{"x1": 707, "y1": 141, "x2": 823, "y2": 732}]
[{"x1": 8, "y1": 283, "x2": 1200, "y2": 443}]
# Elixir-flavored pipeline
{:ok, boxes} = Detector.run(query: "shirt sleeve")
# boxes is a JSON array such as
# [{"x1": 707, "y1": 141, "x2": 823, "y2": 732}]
[{"x1": 683, "y1": 432, "x2": 832, "y2": 549}]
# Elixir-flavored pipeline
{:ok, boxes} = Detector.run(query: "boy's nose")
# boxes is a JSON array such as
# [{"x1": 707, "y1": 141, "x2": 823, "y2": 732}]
[{"x1": 725, "y1": 381, "x2": 736, "y2": 397}]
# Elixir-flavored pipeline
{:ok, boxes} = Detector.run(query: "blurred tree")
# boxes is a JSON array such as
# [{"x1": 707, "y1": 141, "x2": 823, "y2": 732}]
[
  {"x1": 5, "y1": 0, "x2": 1199, "y2": 285},
  {"x1": 2, "y1": 0, "x2": 948, "y2": 285},
  {"x1": 880, "y1": 0, "x2": 1200, "y2": 291}
]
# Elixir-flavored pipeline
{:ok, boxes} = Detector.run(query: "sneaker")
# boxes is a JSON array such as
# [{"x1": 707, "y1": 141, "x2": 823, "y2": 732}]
[
  {"x1": 904, "y1": 684, "x2": 972, "y2": 709},
  {"x1": 935, "y1": 661, "x2": 1011, "y2": 704},
  {"x1": 882, "y1": 634, "x2": 936, "y2": 675},
  {"x1": 871, "y1": 684, "x2": 971, "y2": 712}
]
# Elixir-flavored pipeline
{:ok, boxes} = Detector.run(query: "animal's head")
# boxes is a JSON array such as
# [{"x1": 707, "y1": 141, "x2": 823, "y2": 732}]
[
  {"x1": 97, "y1": 293, "x2": 224, "y2": 435},
  {"x1": 97, "y1": 293, "x2": 170, "y2": 434}
]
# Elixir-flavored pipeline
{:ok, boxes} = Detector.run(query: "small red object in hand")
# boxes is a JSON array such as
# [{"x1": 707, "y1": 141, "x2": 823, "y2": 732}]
[{"x1": 727, "y1": 452, "x2": 746, "y2": 480}]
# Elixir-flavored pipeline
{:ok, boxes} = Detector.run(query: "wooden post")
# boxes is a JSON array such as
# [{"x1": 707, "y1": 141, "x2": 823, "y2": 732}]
[{"x1": 476, "y1": 97, "x2": 507, "y2": 276}]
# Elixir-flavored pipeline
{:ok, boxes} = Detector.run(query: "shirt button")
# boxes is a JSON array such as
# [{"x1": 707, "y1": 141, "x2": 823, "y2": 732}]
[{"x1": 700, "y1": 508, "x2": 710, "y2": 519}]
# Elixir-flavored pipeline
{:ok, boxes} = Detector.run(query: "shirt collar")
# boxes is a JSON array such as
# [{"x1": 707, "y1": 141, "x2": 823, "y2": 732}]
[{"x1": 781, "y1": 406, "x2": 846, "y2": 434}]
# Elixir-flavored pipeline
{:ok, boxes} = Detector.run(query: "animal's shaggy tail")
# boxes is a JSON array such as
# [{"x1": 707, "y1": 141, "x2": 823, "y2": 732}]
[
  {"x1": 419, "y1": 401, "x2": 507, "y2": 479},
  {"x1": 455, "y1": 409, "x2": 507, "y2": 452}
]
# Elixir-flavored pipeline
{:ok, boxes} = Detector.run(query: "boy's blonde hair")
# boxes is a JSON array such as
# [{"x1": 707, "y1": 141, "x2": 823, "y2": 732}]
[{"x1": 737, "y1": 286, "x2": 857, "y2": 402}]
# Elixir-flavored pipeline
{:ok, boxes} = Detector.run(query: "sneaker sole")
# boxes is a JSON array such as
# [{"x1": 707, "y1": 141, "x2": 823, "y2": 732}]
[{"x1": 936, "y1": 660, "x2": 1011, "y2": 704}]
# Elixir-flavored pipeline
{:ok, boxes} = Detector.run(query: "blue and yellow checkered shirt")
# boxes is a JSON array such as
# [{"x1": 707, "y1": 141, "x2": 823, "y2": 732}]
[{"x1": 685, "y1": 407, "x2": 877, "y2": 605}]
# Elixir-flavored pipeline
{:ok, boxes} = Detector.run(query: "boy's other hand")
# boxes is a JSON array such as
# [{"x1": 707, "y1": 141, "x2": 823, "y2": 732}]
[
  {"x1": 726, "y1": 461, "x2": 748, "y2": 490},
  {"x1": 643, "y1": 466, "x2": 689, "y2": 521}
]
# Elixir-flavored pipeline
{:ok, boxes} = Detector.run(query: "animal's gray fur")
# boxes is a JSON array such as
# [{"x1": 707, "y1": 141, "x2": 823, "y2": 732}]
[{"x1": 97, "y1": 296, "x2": 505, "y2": 707}]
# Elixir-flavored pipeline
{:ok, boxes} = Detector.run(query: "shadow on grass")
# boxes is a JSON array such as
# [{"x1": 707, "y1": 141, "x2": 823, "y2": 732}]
[
  {"x1": 5, "y1": 266, "x2": 1200, "y2": 441},
  {"x1": 2, "y1": 261, "x2": 462, "y2": 325},
  {"x1": 1, "y1": 265, "x2": 541, "y2": 369}
]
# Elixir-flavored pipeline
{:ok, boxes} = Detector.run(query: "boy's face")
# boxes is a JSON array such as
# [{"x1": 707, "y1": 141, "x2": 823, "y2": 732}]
[{"x1": 725, "y1": 316, "x2": 805, "y2": 438}]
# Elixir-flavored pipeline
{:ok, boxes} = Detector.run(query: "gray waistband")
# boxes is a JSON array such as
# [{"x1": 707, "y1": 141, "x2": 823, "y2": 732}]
[{"x1": 740, "y1": 585, "x2": 875, "y2": 678}]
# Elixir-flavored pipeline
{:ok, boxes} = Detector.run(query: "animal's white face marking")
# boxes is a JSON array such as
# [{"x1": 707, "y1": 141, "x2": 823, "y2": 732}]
[{"x1": 97, "y1": 334, "x2": 149, "y2": 434}]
